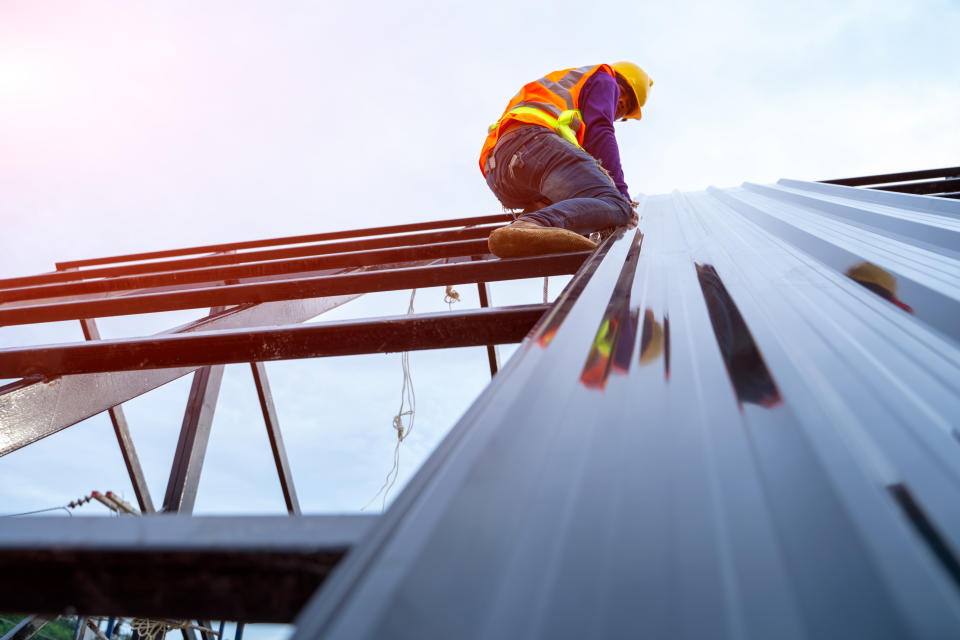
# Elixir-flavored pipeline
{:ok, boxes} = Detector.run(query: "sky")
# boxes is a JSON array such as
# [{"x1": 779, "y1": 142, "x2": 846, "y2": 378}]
[{"x1": 0, "y1": 0, "x2": 958, "y2": 634}]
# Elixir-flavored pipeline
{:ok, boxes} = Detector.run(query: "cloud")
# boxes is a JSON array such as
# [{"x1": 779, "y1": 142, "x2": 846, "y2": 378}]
[{"x1": 2, "y1": 0, "x2": 957, "y2": 524}]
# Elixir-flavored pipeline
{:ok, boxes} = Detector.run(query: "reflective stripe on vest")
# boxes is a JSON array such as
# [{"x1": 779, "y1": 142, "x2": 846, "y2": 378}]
[
  {"x1": 489, "y1": 106, "x2": 583, "y2": 148},
  {"x1": 538, "y1": 65, "x2": 593, "y2": 109}
]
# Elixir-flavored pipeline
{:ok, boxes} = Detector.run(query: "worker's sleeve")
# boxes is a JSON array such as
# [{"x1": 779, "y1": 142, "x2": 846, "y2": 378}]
[{"x1": 580, "y1": 73, "x2": 630, "y2": 200}]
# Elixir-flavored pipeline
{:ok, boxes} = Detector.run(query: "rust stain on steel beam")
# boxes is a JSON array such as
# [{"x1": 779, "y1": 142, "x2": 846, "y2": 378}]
[{"x1": 0, "y1": 294, "x2": 360, "y2": 457}]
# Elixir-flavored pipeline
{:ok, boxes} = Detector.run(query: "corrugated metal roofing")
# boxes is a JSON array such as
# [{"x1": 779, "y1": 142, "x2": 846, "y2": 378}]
[{"x1": 292, "y1": 179, "x2": 960, "y2": 638}]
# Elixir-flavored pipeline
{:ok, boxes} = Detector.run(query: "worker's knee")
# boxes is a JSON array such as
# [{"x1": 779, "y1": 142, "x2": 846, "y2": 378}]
[{"x1": 603, "y1": 194, "x2": 634, "y2": 225}]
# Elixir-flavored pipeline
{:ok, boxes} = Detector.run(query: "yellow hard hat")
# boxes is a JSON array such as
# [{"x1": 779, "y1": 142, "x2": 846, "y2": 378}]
[{"x1": 611, "y1": 61, "x2": 653, "y2": 121}]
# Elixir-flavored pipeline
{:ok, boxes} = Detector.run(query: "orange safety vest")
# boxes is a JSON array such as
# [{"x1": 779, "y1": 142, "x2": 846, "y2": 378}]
[{"x1": 479, "y1": 64, "x2": 617, "y2": 176}]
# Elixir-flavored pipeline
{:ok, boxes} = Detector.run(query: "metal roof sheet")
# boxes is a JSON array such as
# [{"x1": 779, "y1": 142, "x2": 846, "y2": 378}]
[{"x1": 292, "y1": 179, "x2": 960, "y2": 638}]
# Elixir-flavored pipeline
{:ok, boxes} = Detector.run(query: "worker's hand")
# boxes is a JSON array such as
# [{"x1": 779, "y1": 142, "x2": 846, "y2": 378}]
[{"x1": 628, "y1": 200, "x2": 640, "y2": 227}]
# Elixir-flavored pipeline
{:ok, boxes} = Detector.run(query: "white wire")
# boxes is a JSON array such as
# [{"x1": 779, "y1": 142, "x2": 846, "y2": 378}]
[{"x1": 362, "y1": 288, "x2": 417, "y2": 512}]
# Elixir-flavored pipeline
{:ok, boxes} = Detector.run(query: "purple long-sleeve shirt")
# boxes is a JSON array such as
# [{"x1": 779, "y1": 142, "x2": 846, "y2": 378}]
[{"x1": 579, "y1": 71, "x2": 630, "y2": 200}]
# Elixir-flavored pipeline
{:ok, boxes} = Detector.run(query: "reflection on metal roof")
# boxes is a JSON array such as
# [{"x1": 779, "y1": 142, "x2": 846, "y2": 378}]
[{"x1": 294, "y1": 179, "x2": 960, "y2": 638}]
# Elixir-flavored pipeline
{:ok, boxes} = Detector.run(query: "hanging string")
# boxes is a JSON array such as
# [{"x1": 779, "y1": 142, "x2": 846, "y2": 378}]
[
  {"x1": 396, "y1": 287, "x2": 417, "y2": 443},
  {"x1": 443, "y1": 284, "x2": 461, "y2": 311},
  {"x1": 363, "y1": 288, "x2": 418, "y2": 512},
  {"x1": 543, "y1": 277, "x2": 549, "y2": 303},
  {"x1": 362, "y1": 280, "x2": 463, "y2": 511},
  {"x1": 129, "y1": 619, "x2": 218, "y2": 640}
]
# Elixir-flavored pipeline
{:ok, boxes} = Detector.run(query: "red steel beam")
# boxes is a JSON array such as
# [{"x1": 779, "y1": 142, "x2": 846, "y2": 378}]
[
  {"x1": 0, "y1": 305, "x2": 550, "y2": 377},
  {"x1": 0, "y1": 253, "x2": 587, "y2": 326},
  {"x1": 0, "y1": 293, "x2": 362, "y2": 457},
  {"x1": 821, "y1": 166, "x2": 960, "y2": 187},
  {"x1": 0, "y1": 226, "x2": 499, "y2": 290},
  {"x1": 55, "y1": 213, "x2": 512, "y2": 270},
  {"x1": 1, "y1": 238, "x2": 491, "y2": 303}
]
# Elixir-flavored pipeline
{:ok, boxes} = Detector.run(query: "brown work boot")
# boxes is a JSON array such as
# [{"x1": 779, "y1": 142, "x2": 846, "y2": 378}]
[{"x1": 488, "y1": 219, "x2": 597, "y2": 258}]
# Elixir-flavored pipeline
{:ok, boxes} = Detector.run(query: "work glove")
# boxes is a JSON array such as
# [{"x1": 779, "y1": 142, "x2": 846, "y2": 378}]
[{"x1": 628, "y1": 200, "x2": 640, "y2": 227}]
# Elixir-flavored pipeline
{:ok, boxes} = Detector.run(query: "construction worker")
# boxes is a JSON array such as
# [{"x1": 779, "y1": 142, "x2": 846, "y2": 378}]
[{"x1": 480, "y1": 62, "x2": 653, "y2": 258}]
